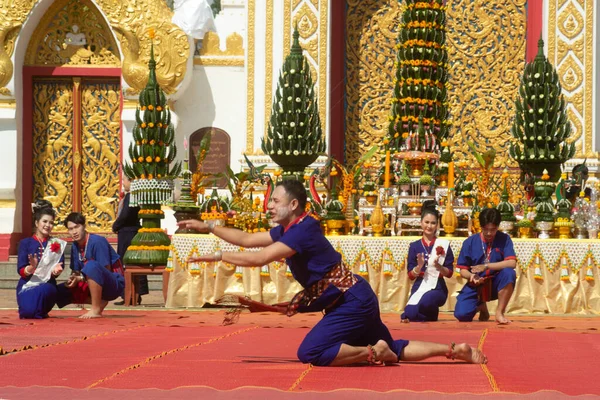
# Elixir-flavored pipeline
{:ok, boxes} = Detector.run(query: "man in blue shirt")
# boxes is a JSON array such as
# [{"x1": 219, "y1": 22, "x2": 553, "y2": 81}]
[
  {"x1": 180, "y1": 180, "x2": 487, "y2": 366},
  {"x1": 454, "y1": 208, "x2": 517, "y2": 324}
]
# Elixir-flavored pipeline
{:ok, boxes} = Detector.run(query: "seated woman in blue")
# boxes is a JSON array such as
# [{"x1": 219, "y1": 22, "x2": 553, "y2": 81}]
[
  {"x1": 57, "y1": 212, "x2": 125, "y2": 319},
  {"x1": 401, "y1": 207, "x2": 454, "y2": 322},
  {"x1": 179, "y1": 180, "x2": 486, "y2": 366},
  {"x1": 16, "y1": 200, "x2": 66, "y2": 319}
]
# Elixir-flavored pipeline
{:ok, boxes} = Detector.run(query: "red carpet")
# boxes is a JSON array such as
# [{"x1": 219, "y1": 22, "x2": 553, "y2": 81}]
[{"x1": 1, "y1": 310, "x2": 599, "y2": 398}]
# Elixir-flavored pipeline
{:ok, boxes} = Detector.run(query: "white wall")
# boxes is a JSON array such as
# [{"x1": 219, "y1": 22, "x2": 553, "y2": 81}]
[{"x1": 172, "y1": 64, "x2": 247, "y2": 173}]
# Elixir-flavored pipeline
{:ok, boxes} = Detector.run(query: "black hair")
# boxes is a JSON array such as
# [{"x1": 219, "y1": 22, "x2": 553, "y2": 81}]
[
  {"x1": 64, "y1": 212, "x2": 86, "y2": 228},
  {"x1": 479, "y1": 208, "x2": 501, "y2": 227},
  {"x1": 276, "y1": 179, "x2": 307, "y2": 211},
  {"x1": 421, "y1": 207, "x2": 439, "y2": 221},
  {"x1": 32, "y1": 199, "x2": 56, "y2": 223}
]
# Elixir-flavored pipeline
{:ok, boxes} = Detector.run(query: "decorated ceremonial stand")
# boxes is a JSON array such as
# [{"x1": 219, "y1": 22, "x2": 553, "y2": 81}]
[{"x1": 121, "y1": 31, "x2": 182, "y2": 306}]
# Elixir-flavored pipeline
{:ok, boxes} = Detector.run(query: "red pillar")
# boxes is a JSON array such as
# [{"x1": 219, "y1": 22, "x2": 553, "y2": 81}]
[
  {"x1": 526, "y1": 0, "x2": 544, "y2": 62},
  {"x1": 329, "y1": 0, "x2": 346, "y2": 163}
]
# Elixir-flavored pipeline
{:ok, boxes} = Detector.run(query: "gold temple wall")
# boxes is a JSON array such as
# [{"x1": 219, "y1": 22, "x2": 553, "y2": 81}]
[{"x1": 345, "y1": 0, "x2": 528, "y2": 168}]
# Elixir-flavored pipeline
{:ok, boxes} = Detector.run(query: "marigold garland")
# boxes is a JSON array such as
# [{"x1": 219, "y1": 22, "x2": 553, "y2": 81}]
[
  {"x1": 138, "y1": 228, "x2": 165, "y2": 233},
  {"x1": 127, "y1": 245, "x2": 171, "y2": 251}
]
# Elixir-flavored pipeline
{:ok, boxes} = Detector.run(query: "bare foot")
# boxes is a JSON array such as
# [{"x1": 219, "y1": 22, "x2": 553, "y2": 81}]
[
  {"x1": 79, "y1": 310, "x2": 103, "y2": 319},
  {"x1": 451, "y1": 343, "x2": 487, "y2": 364},
  {"x1": 401, "y1": 318, "x2": 410, "y2": 323},
  {"x1": 478, "y1": 303, "x2": 490, "y2": 322},
  {"x1": 372, "y1": 340, "x2": 399, "y2": 364},
  {"x1": 495, "y1": 312, "x2": 511, "y2": 325}
]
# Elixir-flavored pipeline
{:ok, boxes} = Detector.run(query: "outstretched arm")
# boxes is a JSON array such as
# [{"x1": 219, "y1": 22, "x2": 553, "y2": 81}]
[
  {"x1": 189, "y1": 241, "x2": 296, "y2": 267},
  {"x1": 178, "y1": 219, "x2": 274, "y2": 248}
]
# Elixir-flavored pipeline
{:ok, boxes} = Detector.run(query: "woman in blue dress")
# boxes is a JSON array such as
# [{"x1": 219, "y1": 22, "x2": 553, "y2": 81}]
[
  {"x1": 16, "y1": 200, "x2": 65, "y2": 319},
  {"x1": 401, "y1": 207, "x2": 454, "y2": 322},
  {"x1": 180, "y1": 180, "x2": 486, "y2": 366}
]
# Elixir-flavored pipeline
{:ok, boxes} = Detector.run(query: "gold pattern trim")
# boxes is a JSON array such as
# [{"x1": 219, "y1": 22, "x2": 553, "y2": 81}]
[
  {"x1": 0, "y1": 200, "x2": 16, "y2": 208},
  {"x1": 194, "y1": 57, "x2": 244, "y2": 66},
  {"x1": 0, "y1": 99, "x2": 16, "y2": 108},
  {"x1": 548, "y1": 0, "x2": 596, "y2": 158},
  {"x1": 264, "y1": 0, "x2": 274, "y2": 142},
  {"x1": 319, "y1": 0, "x2": 328, "y2": 139},
  {"x1": 246, "y1": 0, "x2": 256, "y2": 152},
  {"x1": 284, "y1": 0, "x2": 291, "y2": 58},
  {"x1": 24, "y1": 0, "x2": 120, "y2": 67}
]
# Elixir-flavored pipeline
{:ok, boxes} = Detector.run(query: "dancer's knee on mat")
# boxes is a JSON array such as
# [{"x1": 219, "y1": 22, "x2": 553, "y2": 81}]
[
  {"x1": 297, "y1": 344, "x2": 333, "y2": 366},
  {"x1": 454, "y1": 309, "x2": 475, "y2": 322}
]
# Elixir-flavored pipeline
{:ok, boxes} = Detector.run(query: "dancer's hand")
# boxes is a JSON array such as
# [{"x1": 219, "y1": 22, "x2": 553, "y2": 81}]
[
  {"x1": 52, "y1": 263, "x2": 63, "y2": 277},
  {"x1": 471, "y1": 264, "x2": 487, "y2": 273},
  {"x1": 65, "y1": 273, "x2": 81, "y2": 288},
  {"x1": 28, "y1": 254, "x2": 39, "y2": 269},
  {"x1": 416, "y1": 253, "x2": 425, "y2": 269},
  {"x1": 433, "y1": 256, "x2": 442, "y2": 270},
  {"x1": 469, "y1": 274, "x2": 484, "y2": 286},
  {"x1": 177, "y1": 219, "x2": 209, "y2": 233}
]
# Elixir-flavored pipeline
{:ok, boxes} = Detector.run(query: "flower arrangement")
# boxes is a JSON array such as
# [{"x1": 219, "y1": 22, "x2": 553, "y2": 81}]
[
  {"x1": 261, "y1": 28, "x2": 326, "y2": 177},
  {"x1": 386, "y1": 0, "x2": 450, "y2": 152},
  {"x1": 516, "y1": 218, "x2": 534, "y2": 228},
  {"x1": 508, "y1": 38, "x2": 575, "y2": 182},
  {"x1": 435, "y1": 246, "x2": 445, "y2": 256},
  {"x1": 123, "y1": 29, "x2": 177, "y2": 266}
]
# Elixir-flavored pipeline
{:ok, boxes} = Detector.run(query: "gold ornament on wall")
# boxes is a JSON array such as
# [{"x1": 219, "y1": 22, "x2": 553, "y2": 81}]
[
  {"x1": 98, "y1": 0, "x2": 190, "y2": 95},
  {"x1": 24, "y1": 0, "x2": 120, "y2": 67},
  {"x1": 0, "y1": 0, "x2": 35, "y2": 94}
]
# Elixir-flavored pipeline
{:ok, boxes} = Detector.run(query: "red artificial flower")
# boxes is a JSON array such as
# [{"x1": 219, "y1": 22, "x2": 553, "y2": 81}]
[
  {"x1": 436, "y1": 246, "x2": 445, "y2": 256},
  {"x1": 50, "y1": 242, "x2": 61, "y2": 253}
]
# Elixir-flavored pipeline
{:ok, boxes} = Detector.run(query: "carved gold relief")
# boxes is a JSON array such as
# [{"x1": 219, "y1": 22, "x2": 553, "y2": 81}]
[
  {"x1": 80, "y1": 80, "x2": 120, "y2": 232},
  {"x1": 548, "y1": 0, "x2": 595, "y2": 158},
  {"x1": 32, "y1": 80, "x2": 74, "y2": 231},
  {"x1": 199, "y1": 32, "x2": 244, "y2": 57},
  {"x1": 558, "y1": 2, "x2": 584, "y2": 39},
  {"x1": 0, "y1": 0, "x2": 36, "y2": 93},
  {"x1": 345, "y1": 0, "x2": 401, "y2": 166},
  {"x1": 24, "y1": 0, "x2": 120, "y2": 67},
  {"x1": 345, "y1": 1, "x2": 526, "y2": 168},
  {"x1": 95, "y1": 0, "x2": 190, "y2": 94}
]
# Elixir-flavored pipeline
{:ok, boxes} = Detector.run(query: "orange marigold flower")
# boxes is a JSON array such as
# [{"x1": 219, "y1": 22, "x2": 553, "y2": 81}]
[
  {"x1": 157, "y1": 174, "x2": 162, "y2": 178},
  {"x1": 154, "y1": 156, "x2": 161, "y2": 162},
  {"x1": 149, "y1": 140, "x2": 156, "y2": 145},
  {"x1": 402, "y1": 132, "x2": 409, "y2": 139},
  {"x1": 138, "y1": 157, "x2": 143, "y2": 162},
  {"x1": 140, "y1": 106, "x2": 146, "y2": 111},
  {"x1": 148, "y1": 122, "x2": 154, "y2": 128},
  {"x1": 146, "y1": 156, "x2": 152, "y2": 162},
  {"x1": 148, "y1": 174, "x2": 153, "y2": 179},
  {"x1": 148, "y1": 105, "x2": 154, "y2": 110},
  {"x1": 141, "y1": 123, "x2": 147, "y2": 128},
  {"x1": 142, "y1": 139, "x2": 148, "y2": 144},
  {"x1": 156, "y1": 106, "x2": 163, "y2": 111},
  {"x1": 394, "y1": 133, "x2": 399, "y2": 138}
]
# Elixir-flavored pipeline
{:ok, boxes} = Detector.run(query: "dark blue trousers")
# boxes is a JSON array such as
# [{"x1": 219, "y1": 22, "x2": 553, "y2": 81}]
[
  {"x1": 401, "y1": 288, "x2": 448, "y2": 322},
  {"x1": 454, "y1": 268, "x2": 516, "y2": 322},
  {"x1": 297, "y1": 276, "x2": 409, "y2": 366}
]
